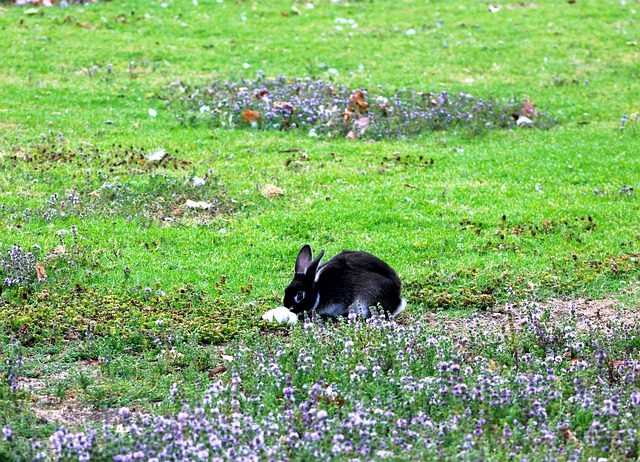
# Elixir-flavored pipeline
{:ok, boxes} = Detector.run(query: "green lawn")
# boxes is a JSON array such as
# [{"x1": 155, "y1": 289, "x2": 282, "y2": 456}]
[{"x1": 0, "y1": 0, "x2": 639, "y2": 459}]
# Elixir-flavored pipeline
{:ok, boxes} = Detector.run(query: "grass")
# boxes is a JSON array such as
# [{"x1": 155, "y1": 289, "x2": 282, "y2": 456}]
[{"x1": 0, "y1": 0, "x2": 639, "y2": 459}]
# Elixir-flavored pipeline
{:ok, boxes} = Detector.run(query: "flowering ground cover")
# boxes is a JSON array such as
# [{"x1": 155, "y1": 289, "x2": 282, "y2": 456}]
[
  {"x1": 167, "y1": 75, "x2": 555, "y2": 138},
  {"x1": 4, "y1": 305, "x2": 640, "y2": 460},
  {"x1": 0, "y1": 0, "x2": 639, "y2": 460}
]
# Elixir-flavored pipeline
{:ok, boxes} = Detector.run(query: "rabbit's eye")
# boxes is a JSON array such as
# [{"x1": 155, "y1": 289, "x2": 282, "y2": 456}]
[{"x1": 294, "y1": 291, "x2": 305, "y2": 303}]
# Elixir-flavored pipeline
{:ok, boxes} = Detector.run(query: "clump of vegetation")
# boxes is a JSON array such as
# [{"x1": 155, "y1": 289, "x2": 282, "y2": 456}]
[
  {"x1": 3, "y1": 309, "x2": 639, "y2": 460},
  {"x1": 168, "y1": 74, "x2": 554, "y2": 139},
  {"x1": 1, "y1": 244, "x2": 39, "y2": 290}
]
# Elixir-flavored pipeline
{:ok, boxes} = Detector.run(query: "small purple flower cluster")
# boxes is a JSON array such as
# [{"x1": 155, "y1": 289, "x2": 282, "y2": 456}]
[
  {"x1": 2, "y1": 339, "x2": 24, "y2": 396},
  {"x1": 169, "y1": 74, "x2": 549, "y2": 138},
  {"x1": 1, "y1": 244, "x2": 38, "y2": 288},
  {"x1": 620, "y1": 112, "x2": 639, "y2": 133},
  {"x1": 24, "y1": 307, "x2": 640, "y2": 460}
]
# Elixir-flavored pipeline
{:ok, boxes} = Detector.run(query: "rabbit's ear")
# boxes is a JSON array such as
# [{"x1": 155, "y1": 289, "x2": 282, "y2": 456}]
[
  {"x1": 295, "y1": 245, "x2": 325, "y2": 276},
  {"x1": 295, "y1": 245, "x2": 313, "y2": 274}
]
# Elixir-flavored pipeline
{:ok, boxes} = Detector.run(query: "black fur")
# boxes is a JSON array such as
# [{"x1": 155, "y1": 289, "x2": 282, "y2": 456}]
[{"x1": 283, "y1": 244, "x2": 405, "y2": 319}]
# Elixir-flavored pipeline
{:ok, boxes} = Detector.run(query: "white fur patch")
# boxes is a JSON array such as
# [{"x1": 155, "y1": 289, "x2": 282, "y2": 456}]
[
  {"x1": 314, "y1": 265, "x2": 326, "y2": 283},
  {"x1": 390, "y1": 298, "x2": 407, "y2": 317},
  {"x1": 350, "y1": 299, "x2": 371, "y2": 318}
]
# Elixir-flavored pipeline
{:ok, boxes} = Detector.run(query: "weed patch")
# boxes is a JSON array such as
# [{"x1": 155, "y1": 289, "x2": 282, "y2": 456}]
[
  {"x1": 0, "y1": 286, "x2": 269, "y2": 347},
  {"x1": 167, "y1": 75, "x2": 556, "y2": 139},
  {"x1": 3, "y1": 310, "x2": 640, "y2": 460}
]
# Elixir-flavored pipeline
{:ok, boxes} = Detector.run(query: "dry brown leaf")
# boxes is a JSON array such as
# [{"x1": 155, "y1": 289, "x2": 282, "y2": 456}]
[
  {"x1": 562, "y1": 427, "x2": 581, "y2": 446},
  {"x1": 209, "y1": 365, "x2": 227, "y2": 378},
  {"x1": 46, "y1": 245, "x2": 66, "y2": 260},
  {"x1": 520, "y1": 100, "x2": 538, "y2": 118},
  {"x1": 350, "y1": 90, "x2": 369, "y2": 112},
  {"x1": 488, "y1": 359, "x2": 498, "y2": 371},
  {"x1": 242, "y1": 109, "x2": 260, "y2": 122},
  {"x1": 343, "y1": 106, "x2": 354, "y2": 123},
  {"x1": 261, "y1": 184, "x2": 285, "y2": 198},
  {"x1": 346, "y1": 131, "x2": 358, "y2": 140},
  {"x1": 35, "y1": 262, "x2": 47, "y2": 281},
  {"x1": 321, "y1": 396, "x2": 345, "y2": 406}
]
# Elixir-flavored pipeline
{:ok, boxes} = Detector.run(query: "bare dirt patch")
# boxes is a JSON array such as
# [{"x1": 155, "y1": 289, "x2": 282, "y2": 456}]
[
  {"x1": 32, "y1": 400, "x2": 119, "y2": 428},
  {"x1": 420, "y1": 297, "x2": 638, "y2": 334},
  {"x1": 19, "y1": 361, "x2": 114, "y2": 428}
]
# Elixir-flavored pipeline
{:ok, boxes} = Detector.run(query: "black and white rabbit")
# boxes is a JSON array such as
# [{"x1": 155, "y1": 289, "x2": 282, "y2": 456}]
[{"x1": 283, "y1": 244, "x2": 406, "y2": 319}]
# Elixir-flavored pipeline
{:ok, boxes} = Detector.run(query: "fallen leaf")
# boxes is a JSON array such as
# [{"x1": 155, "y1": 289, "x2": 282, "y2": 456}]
[
  {"x1": 291, "y1": 5, "x2": 301, "y2": 14},
  {"x1": 209, "y1": 366, "x2": 227, "y2": 378},
  {"x1": 346, "y1": 130, "x2": 358, "y2": 140},
  {"x1": 489, "y1": 4, "x2": 500, "y2": 13},
  {"x1": 321, "y1": 395, "x2": 345, "y2": 406},
  {"x1": 242, "y1": 109, "x2": 260, "y2": 122},
  {"x1": 562, "y1": 427, "x2": 581, "y2": 446},
  {"x1": 355, "y1": 117, "x2": 370, "y2": 135},
  {"x1": 488, "y1": 359, "x2": 498, "y2": 371},
  {"x1": 148, "y1": 108, "x2": 157, "y2": 118},
  {"x1": 343, "y1": 106, "x2": 355, "y2": 123},
  {"x1": 350, "y1": 90, "x2": 369, "y2": 112},
  {"x1": 261, "y1": 184, "x2": 285, "y2": 198},
  {"x1": 520, "y1": 100, "x2": 537, "y2": 118},
  {"x1": 47, "y1": 245, "x2": 66, "y2": 259},
  {"x1": 35, "y1": 262, "x2": 47, "y2": 281},
  {"x1": 221, "y1": 354, "x2": 233, "y2": 361},
  {"x1": 24, "y1": 8, "x2": 39, "y2": 15}
]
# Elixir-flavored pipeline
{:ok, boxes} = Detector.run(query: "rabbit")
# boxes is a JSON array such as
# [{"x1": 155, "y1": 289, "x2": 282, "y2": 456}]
[{"x1": 283, "y1": 244, "x2": 406, "y2": 319}]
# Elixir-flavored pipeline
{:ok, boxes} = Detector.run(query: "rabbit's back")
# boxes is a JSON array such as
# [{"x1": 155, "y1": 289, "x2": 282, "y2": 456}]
[{"x1": 315, "y1": 251, "x2": 403, "y2": 318}]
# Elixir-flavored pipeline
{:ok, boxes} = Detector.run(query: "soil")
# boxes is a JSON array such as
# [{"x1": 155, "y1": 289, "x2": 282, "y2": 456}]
[{"x1": 420, "y1": 297, "x2": 638, "y2": 334}]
